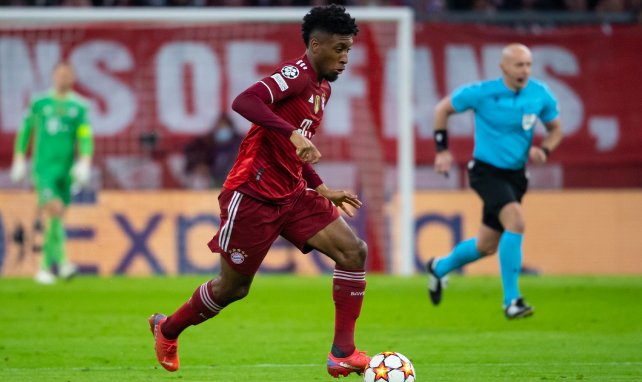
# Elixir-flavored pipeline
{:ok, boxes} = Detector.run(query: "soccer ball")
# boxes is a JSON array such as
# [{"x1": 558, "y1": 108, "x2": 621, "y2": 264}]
[{"x1": 364, "y1": 351, "x2": 416, "y2": 382}]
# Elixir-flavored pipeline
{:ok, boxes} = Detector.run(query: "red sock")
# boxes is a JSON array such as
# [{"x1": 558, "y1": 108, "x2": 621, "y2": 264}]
[
  {"x1": 332, "y1": 268, "x2": 366, "y2": 357},
  {"x1": 161, "y1": 280, "x2": 223, "y2": 340}
]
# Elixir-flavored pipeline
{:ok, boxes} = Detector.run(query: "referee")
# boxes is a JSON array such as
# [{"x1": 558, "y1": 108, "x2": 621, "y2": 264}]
[{"x1": 426, "y1": 43, "x2": 563, "y2": 319}]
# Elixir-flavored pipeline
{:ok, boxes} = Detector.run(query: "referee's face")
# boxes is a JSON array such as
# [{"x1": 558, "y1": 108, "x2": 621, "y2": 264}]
[{"x1": 500, "y1": 45, "x2": 532, "y2": 91}]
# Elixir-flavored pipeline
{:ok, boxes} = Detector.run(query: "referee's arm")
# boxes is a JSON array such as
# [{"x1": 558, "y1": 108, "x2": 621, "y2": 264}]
[
  {"x1": 433, "y1": 96, "x2": 458, "y2": 176},
  {"x1": 530, "y1": 118, "x2": 562, "y2": 164}
]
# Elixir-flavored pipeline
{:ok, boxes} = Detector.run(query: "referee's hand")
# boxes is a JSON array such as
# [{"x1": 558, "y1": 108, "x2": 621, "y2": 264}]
[
  {"x1": 529, "y1": 147, "x2": 547, "y2": 165},
  {"x1": 435, "y1": 150, "x2": 453, "y2": 177}
]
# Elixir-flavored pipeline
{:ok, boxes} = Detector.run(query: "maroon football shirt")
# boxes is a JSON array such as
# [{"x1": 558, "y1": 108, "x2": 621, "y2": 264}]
[{"x1": 225, "y1": 54, "x2": 330, "y2": 203}]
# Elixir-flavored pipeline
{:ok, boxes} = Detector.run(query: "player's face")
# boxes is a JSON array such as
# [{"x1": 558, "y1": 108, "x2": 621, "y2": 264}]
[
  {"x1": 311, "y1": 33, "x2": 353, "y2": 83},
  {"x1": 501, "y1": 50, "x2": 532, "y2": 91},
  {"x1": 53, "y1": 64, "x2": 75, "y2": 93}
]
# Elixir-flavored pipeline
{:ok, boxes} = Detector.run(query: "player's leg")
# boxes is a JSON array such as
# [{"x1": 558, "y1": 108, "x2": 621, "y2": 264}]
[
  {"x1": 149, "y1": 259, "x2": 255, "y2": 371},
  {"x1": 304, "y1": 218, "x2": 369, "y2": 377},
  {"x1": 149, "y1": 188, "x2": 278, "y2": 372},
  {"x1": 497, "y1": 202, "x2": 533, "y2": 318},
  {"x1": 281, "y1": 189, "x2": 368, "y2": 377},
  {"x1": 427, "y1": 224, "x2": 499, "y2": 305},
  {"x1": 307, "y1": 217, "x2": 367, "y2": 352},
  {"x1": 34, "y1": 173, "x2": 64, "y2": 284},
  {"x1": 47, "y1": 175, "x2": 77, "y2": 279},
  {"x1": 161, "y1": 259, "x2": 254, "y2": 340},
  {"x1": 427, "y1": 160, "x2": 504, "y2": 304}
]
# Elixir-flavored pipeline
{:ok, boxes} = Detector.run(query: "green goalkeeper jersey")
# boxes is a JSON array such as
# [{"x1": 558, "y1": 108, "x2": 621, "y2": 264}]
[{"x1": 14, "y1": 90, "x2": 94, "y2": 176}]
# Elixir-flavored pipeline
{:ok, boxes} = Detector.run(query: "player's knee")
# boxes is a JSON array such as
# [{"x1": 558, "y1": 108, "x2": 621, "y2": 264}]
[
  {"x1": 213, "y1": 278, "x2": 252, "y2": 306},
  {"x1": 233, "y1": 284, "x2": 251, "y2": 302},
  {"x1": 476, "y1": 239, "x2": 498, "y2": 256},
  {"x1": 337, "y1": 239, "x2": 367, "y2": 269},
  {"x1": 45, "y1": 200, "x2": 64, "y2": 217},
  {"x1": 505, "y1": 218, "x2": 525, "y2": 234}
]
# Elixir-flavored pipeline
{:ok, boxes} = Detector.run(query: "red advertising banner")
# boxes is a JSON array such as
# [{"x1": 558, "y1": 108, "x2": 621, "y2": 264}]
[{"x1": 1, "y1": 22, "x2": 641, "y2": 186}]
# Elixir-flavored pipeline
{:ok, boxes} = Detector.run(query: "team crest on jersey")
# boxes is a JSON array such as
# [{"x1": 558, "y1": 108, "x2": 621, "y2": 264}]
[
  {"x1": 281, "y1": 65, "x2": 299, "y2": 79},
  {"x1": 522, "y1": 114, "x2": 537, "y2": 130},
  {"x1": 314, "y1": 95, "x2": 321, "y2": 114},
  {"x1": 229, "y1": 249, "x2": 247, "y2": 264}
]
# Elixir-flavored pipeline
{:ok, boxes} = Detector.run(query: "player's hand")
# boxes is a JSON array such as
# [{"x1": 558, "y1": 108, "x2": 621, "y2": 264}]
[
  {"x1": 529, "y1": 147, "x2": 547, "y2": 165},
  {"x1": 290, "y1": 131, "x2": 321, "y2": 164},
  {"x1": 10, "y1": 154, "x2": 26, "y2": 183},
  {"x1": 71, "y1": 156, "x2": 92, "y2": 186},
  {"x1": 319, "y1": 188, "x2": 362, "y2": 217},
  {"x1": 435, "y1": 150, "x2": 453, "y2": 177}
]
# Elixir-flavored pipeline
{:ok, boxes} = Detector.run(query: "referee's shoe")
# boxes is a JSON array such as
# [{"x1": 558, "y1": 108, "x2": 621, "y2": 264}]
[
  {"x1": 504, "y1": 297, "x2": 534, "y2": 319},
  {"x1": 426, "y1": 258, "x2": 448, "y2": 305}
]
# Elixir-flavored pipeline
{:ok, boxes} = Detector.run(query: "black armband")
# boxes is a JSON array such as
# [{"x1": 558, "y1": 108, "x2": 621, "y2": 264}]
[
  {"x1": 541, "y1": 146, "x2": 551, "y2": 158},
  {"x1": 434, "y1": 130, "x2": 448, "y2": 152}
]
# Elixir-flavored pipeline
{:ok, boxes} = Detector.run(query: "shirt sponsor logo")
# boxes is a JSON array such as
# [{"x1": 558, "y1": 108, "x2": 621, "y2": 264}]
[
  {"x1": 522, "y1": 114, "x2": 537, "y2": 130},
  {"x1": 281, "y1": 65, "x2": 299, "y2": 79},
  {"x1": 270, "y1": 73, "x2": 288, "y2": 92}
]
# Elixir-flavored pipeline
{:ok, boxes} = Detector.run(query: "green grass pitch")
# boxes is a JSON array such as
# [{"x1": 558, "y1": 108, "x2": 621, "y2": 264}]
[{"x1": 1, "y1": 275, "x2": 641, "y2": 381}]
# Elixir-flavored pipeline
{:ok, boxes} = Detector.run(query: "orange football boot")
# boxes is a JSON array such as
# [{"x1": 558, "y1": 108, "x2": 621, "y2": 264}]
[
  {"x1": 148, "y1": 313, "x2": 179, "y2": 372},
  {"x1": 327, "y1": 349, "x2": 370, "y2": 378}
]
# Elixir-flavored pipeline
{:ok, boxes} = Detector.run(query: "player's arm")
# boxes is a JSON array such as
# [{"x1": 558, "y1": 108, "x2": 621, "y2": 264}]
[
  {"x1": 433, "y1": 96, "x2": 458, "y2": 177},
  {"x1": 71, "y1": 106, "x2": 94, "y2": 186},
  {"x1": 304, "y1": 163, "x2": 362, "y2": 217},
  {"x1": 11, "y1": 104, "x2": 35, "y2": 183},
  {"x1": 231, "y1": 78, "x2": 320, "y2": 164},
  {"x1": 529, "y1": 88, "x2": 562, "y2": 165},
  {"x1": 529, "y1": 118, "x2": 562, "y2": 164}
]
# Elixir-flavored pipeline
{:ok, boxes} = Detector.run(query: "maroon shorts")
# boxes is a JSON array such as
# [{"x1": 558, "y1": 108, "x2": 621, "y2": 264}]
[{"x1": 207, "y1": 187, "x2": 340, "y2": 275}]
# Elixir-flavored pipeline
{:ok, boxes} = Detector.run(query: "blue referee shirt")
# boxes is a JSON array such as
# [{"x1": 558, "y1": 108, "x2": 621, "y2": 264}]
[{"x1": 451, "y1": 77, "x2": 559, "y2": 170}]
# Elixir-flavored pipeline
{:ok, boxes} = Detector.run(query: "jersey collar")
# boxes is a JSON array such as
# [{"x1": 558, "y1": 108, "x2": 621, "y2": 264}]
[
  {"x1": 301, "y1": 54, "x2": 323, "y2": 87},
  {"x1": 498, "y1": 77, "x2": 531, "y2": 95}
]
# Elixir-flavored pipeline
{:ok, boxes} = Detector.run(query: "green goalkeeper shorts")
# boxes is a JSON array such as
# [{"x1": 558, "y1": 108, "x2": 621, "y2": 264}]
[{"x1": 33, "y1": 170, "x2": 72, "y2": 206}]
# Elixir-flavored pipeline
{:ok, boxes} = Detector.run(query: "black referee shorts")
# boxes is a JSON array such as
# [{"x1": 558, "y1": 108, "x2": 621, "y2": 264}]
[{"x1": 467, "y1": 159, "x2": 528, "y2": 232}]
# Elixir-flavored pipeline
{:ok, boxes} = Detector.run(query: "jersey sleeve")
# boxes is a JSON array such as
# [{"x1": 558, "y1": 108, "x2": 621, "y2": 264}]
[
  {"x1": 14, "y1": 99, "x2": 36, "y2": 155},
  {"x1": 302, "y1": 163, "x2": 323, "y2": 189},
  {"x1": 539, "y1": 85, "x2": 560, "y2": 123},
  {"x1": 258, "y1": 64, "x2": 308, "y2": 104},
  {"x1": 450, "y1": 83, "x2": 483, "y2": 112},
  {"x1": 76, "y1": 103, "x2": 94, "y2": 156}
]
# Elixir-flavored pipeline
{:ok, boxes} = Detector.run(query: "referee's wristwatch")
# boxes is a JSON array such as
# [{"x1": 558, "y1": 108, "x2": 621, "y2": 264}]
[{"x1": 541, "y1": 146, "x2": 551, "y2": 159}]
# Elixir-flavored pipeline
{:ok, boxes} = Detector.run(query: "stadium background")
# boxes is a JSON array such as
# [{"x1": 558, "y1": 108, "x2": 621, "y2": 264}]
[
  {"x1": 0, "y1": 4, "x2": 641, "y2": 277},
  {"x1": 0, "y1": 4, "x2": 641, "y2": 382}
]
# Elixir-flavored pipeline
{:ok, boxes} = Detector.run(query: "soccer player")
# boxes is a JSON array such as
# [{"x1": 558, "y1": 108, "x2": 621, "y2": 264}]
[
  {"x1": 426, "y1": 44, "x2": 563, "y2": 319},
  {"x1": 149, "y1": 5, "x2": 370, "y2": 377},
  {"x1": 10, "y1": 62, "x2": 94, "y2": 285}
]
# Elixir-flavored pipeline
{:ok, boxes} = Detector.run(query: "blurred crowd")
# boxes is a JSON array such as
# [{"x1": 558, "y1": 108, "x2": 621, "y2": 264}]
[{"x1": 1, "y1": 0, "x2": 641, "y2": 14}]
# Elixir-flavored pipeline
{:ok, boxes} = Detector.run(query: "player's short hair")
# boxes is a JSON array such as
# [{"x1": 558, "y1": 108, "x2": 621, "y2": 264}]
[
  {"x1": 301, "y1": 4, "x2": 359, "y2": 47},
  {"x1": 54, "y1": 61, "x2": 74, "y2": 71}
]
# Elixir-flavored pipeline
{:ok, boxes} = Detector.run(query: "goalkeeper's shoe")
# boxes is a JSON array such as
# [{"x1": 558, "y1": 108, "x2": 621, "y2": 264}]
[
  {"x1": 59, "y1": 262, "x2": 79, "y2": 280},
  {"x1": 327, "y1": 349, "x2": 370, "y2": 378},
  {"x1": 148, "y1": 313, "x2": 179, "y2": 372},
  {"x1": 504, "y1": 297, "x2": 534, "y2": 319},
  {"x1": 426, "y1": 258, "x2": 448, "y2": 306}
]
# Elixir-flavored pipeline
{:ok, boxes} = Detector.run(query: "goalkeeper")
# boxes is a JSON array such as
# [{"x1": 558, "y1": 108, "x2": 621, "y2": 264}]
[{"x1": 11, "y1": 62, "x2": 94, "y2": 285}]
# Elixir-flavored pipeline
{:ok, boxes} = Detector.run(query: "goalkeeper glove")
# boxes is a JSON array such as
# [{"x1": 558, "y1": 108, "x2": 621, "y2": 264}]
[
  {"x1": 10, "y1": 154, "x2": 26, "y2": 183},
  {"x1": 71, "y1": 157, "x2": 92, "y2": 187}
]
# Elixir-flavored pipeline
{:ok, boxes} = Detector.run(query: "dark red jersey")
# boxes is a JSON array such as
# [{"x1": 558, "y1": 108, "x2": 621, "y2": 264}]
[{"x1": 225, "y1": 54, "x2": 330, "y2": 203}]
